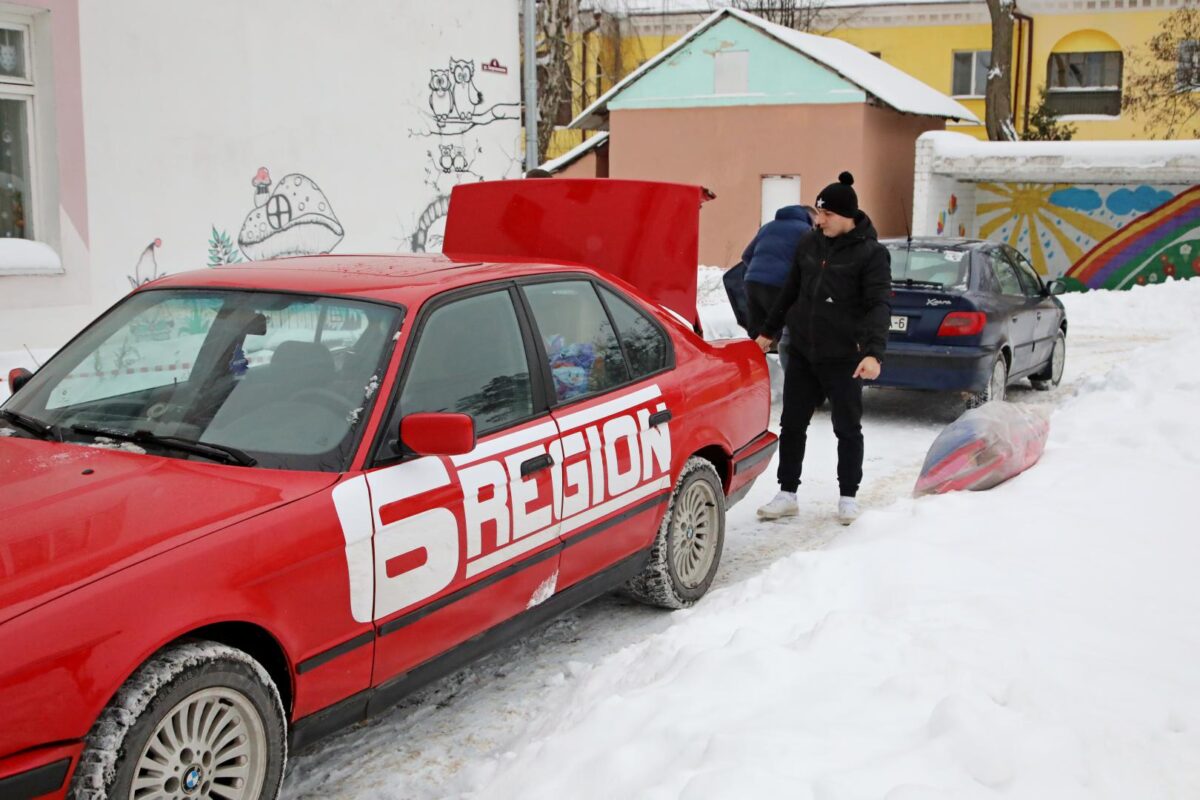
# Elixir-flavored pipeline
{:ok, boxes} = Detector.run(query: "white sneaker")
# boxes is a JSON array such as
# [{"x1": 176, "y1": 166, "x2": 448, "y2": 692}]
[
  {"x1": 757, "y1": 491, "x2": 798, "y2": 520},
  {"x1": 837, "y1": 496, "x2": 859, "y2": 526}
]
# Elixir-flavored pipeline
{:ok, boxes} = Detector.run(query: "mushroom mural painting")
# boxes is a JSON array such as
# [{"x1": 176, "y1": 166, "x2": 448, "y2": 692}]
[
  {"x1": 0, "y1": 0, "x2": 523, "y2": 356},
  {"x1": 237, "y1": 168, "x2": 345, "y2": 261}
]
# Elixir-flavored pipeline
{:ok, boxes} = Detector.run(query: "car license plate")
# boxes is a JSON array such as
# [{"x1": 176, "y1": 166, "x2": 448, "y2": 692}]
[{"x1": 890, "y1": 315, "x2": 908, "y2": 332}]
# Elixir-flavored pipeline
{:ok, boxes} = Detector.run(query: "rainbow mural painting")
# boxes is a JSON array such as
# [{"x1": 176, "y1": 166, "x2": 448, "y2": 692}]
[{"x1": 1064, "y1": 186, "x2": 1200, "y2": 291}]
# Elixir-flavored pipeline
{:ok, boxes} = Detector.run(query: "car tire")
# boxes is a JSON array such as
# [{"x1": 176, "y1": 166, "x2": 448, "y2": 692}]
[
  {"x1": 625, "y1": 456, "x2": 726, "y2": 610},
  {"x1": 966, "y1": 352, "x2": 1008, "y2": 409},
  {"x1": 70, "y1": 641, "x2": 287, "y2": 800},
  {"x1": 1030, "y1": 330, "x2": 1066, "y2": 391}
]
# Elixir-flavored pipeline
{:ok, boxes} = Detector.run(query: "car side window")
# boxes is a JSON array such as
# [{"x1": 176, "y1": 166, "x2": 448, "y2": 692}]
[
  {"x1": 522, "y1": 280, "x2": 629, "y2": 403},
  {"x1": 1006, "y1": 249, "x2": 1045, "y2": 298},
  {"x1": 973, "y1": 252, "x2": 999, "y2": 293},
  {"x1": 989, "y1": 251, "x2": 1024, "y2": 296},
  {"x1": 391, "y1": 290, "x2": 534, "y2": 443},
  {"x1": 597, "y1": 285, "x2": 669, "y2": 379}
]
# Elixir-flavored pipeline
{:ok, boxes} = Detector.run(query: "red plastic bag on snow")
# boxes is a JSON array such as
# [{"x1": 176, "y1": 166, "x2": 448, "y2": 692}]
[{"x1": 914, "y1": 402, "x2": 1050, "y2": 497}]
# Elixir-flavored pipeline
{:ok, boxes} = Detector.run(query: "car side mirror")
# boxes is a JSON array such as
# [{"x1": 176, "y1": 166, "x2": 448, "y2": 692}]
[
  {"x1": 400, "y1": 412, "x2": 476, "y2": 456},
  {"x1": 1046, "y1": 279, "x2": 1068, "y2": 296},
  {"x1": 7, "y1": 368, "x2": 32, "y2": 394}
]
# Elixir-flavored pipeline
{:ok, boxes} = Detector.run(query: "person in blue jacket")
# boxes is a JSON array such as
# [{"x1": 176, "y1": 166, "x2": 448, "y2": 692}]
[{"x1": 741, "y1": 205, "x2": 815, "y2": 340}]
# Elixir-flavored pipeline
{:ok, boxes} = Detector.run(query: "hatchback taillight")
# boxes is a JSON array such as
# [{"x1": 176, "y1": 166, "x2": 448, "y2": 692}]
[{"x1": 937, "y1": 311, "x2": 986, "y2": 337}]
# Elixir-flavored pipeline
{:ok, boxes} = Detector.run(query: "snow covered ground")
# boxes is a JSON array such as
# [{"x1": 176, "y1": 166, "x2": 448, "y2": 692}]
[
  {"x1": 281, "y1": 277, "x2": 1198, "y2": 799},
  {"x1": 4, "y1": 276, "x2": 1199, "y2": 798}
]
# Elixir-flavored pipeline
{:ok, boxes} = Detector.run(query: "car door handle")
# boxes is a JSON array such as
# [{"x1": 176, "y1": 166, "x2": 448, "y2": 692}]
[
  {"x1": 649, "y1": 409, "x2": 673, "y2": 428},
  {"x1": 520, "y1": 453, "x2": 555, "y2": 477}
]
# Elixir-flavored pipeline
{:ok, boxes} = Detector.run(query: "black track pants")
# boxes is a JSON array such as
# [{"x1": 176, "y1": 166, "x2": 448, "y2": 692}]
[{"x1": 777, "y1": 350, "x2": 864, "y2": 497}]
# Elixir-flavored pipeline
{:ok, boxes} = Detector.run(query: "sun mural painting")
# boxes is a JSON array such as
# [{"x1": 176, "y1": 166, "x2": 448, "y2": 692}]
[
  {"x1": 976, "y1": 182, "x2": 1200, "y2": 291},
  {"x1": 976, "y1": 183, "x2": 1117, "y2": 277}
]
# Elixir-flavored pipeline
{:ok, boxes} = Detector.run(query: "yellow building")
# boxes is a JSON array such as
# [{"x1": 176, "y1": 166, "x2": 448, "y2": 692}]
[{"x1": 548, "y1": 0, "x2": 1194, "y2": 158}]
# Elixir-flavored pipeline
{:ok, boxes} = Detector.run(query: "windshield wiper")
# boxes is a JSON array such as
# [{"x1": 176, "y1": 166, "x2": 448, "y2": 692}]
[
  {"x1": 0, "y1": 408, "x2": 59, "y2": 440},
  {"x1": 69, "y1": 424, "x2": 257, "y2": 467},
  {"x1": 892, "y1": 278, "x2": 946, "y2": 290}
]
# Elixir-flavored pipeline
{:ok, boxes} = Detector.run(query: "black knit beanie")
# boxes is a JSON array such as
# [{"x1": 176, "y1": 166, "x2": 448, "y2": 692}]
[{"x1": 815, "y1": 172, "x2": 859, "y2": 219}]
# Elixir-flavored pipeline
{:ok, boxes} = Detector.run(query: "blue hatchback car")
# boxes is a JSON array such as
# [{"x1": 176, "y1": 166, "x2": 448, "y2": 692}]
[{"x1": 876, "y1": 238, "x2": 1068, "y2": 406}]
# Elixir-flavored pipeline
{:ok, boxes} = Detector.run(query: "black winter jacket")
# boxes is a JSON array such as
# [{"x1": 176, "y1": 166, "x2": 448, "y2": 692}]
[{"x1": 762, "y1": 214, "x2": 892, "y2": 362}]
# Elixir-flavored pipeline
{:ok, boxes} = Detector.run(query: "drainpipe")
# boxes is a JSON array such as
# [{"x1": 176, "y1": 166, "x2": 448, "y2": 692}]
[
  {"x1": 1013, "y1": 14, "x2": 1024, "y2": 132},
  {"x1": 524, "y1": 0, "x2": 538, "y2": 171},
  {"x1": 1015, "y1": 11, "x2": 1034, "y2": 134}
]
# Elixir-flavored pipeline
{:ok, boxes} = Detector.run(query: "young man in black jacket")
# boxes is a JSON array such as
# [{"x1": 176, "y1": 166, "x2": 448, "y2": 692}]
[{"x1": 754, "y1": 172, "x2": 891, "y2": 525}]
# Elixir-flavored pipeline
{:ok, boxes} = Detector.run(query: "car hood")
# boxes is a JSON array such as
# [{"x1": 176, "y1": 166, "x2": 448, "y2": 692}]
[{"x1": 0, "y1": 437, "x2": 337, "y2": 625}]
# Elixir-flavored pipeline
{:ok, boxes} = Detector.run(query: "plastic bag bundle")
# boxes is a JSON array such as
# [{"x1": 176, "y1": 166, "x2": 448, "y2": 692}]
[{"x1": 914, "y1": 402, "x2": 1050, "y2": 497}]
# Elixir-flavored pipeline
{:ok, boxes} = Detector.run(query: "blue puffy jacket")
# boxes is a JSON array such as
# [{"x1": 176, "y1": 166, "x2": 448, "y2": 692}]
[{"x1": 742, "y1": 205, "x2": 813, "y2": 288}]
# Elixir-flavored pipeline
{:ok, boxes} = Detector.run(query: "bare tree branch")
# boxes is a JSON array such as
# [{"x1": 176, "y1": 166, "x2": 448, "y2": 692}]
[
  {"x1": 1122, "y1": 6, "x2": 1200, "y2": 139},
  {"x1": 713, "y1": 0, "x2": 831, "y2": 33},
  {"x1": 533, "y1": 0, "x2": 579, "y2": 161}
]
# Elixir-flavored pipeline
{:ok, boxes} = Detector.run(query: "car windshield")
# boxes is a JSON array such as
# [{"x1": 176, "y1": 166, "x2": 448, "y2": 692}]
[
  {"x1": 887, "y1": 246, "x2": 970, "y2": 289},
  {"x1": 2, "y1": 289, "x2": 403, "y2": 471}
]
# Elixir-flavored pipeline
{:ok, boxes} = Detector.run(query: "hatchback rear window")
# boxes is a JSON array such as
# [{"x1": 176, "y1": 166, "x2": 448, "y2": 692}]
[{"x1": 887, "y1": 246, "x2": 970, "y2": 288}]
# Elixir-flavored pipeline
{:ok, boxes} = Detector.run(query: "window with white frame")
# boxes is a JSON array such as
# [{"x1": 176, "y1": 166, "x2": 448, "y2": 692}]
[
  {"x1": 952, "y1": 50, "x2": 991, "y2": 97},
  {"x1": 0, "y1": 19, "x2": 34, "y2": 240}
]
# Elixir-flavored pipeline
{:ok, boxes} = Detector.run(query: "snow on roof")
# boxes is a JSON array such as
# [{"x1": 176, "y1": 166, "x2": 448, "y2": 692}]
[
  {"x1": 539, "y1": 132, "x2": 610, "y2": 174},
  {"x1": 569, "y1": 7, "x2": 977, "y2": 129},
  {"x1": 582, "y1": 0, "x2": 976, "y2": 11},
  {"x1": 922, "y1": 131, "x2": 1200, "y2": 182}
]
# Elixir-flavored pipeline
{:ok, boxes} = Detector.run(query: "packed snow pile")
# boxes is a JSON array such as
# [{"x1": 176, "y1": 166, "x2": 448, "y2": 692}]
[{"x1": 459, "y1": 278, "x2": 1200, "y2": 798}]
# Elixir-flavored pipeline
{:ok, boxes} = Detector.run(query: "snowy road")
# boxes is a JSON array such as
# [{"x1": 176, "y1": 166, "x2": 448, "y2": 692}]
[{"x1": 280, "y1": 283, "x2": 1188, "y2": 799}]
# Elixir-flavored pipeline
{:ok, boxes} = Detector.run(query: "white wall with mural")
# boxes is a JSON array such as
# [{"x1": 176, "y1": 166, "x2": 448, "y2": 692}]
[
  {"x1": 913, "y1": 133, "x2": 1200, "y2": 291},
  {"x1": 1, "y1": 0, "x2": 520, "y2": 352}
]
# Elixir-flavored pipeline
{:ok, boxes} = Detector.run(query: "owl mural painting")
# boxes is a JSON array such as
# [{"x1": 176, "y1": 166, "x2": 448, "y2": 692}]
[
  {"x1": 401, "y1": 55, "x2": 521, "y2": 254},
  {"x1": 450, "y1": 58, "x2": 484, "y2": 120},
  {"x1": 421, "y1": 57, "x2": 518, "y2": 134},
  {"x1": 439, "y1": 145, "x2": 469, "y2": 174},
  {"x1": 429, "y1": 68, "x2": 455, "y2": 126}
]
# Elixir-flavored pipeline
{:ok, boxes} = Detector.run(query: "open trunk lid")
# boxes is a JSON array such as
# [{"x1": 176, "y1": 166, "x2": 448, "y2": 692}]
[{"x1": 443, "y1": 179, "x2": 707, "y2": 330}]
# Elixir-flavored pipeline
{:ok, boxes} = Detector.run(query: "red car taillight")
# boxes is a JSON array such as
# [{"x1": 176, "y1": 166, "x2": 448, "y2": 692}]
[{"x1": 937, "y1": 311, "x2": 986, "y2": 337}]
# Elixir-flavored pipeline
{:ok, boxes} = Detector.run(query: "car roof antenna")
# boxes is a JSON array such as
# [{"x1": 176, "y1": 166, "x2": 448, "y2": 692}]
[{"x1": 900, "y1": 197, "x2": 912, "y2": 248}]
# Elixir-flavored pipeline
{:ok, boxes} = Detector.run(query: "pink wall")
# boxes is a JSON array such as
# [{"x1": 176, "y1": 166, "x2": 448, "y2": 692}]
[
  {"x1": 860, "y1": 105, "x2": 943, "y2": 241},
  {"x1": 556, "y1": 143, "x2": 608, "y2": 179},
  {"x1": 609, "y1": 104, "x2": 943, "y2": 264}
]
